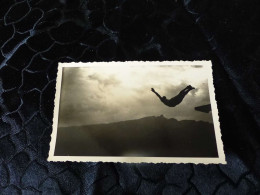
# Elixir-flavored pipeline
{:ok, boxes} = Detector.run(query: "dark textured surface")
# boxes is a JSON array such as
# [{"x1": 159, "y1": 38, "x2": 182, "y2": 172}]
[{"x1": 0, "y1": 0, "x2": 260, "y2": 194}]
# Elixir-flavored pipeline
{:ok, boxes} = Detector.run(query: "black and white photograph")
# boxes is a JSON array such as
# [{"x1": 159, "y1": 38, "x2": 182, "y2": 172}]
[{"x1": 48, "y1": 61, "x2": 225, "y2": 163}]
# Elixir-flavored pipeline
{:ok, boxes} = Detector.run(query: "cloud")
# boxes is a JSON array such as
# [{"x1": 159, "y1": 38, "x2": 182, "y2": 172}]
[
  {"x1": 88, "y1": 73, "x2": 120, "y2": 88},
  {"x1": 58, "y1": 65, "x2": 214, "y2": 127}
]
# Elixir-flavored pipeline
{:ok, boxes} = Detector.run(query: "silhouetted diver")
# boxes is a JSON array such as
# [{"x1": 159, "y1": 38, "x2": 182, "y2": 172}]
[{"x1": 151, "y1": 85, "x2": 195, "y2": 107}]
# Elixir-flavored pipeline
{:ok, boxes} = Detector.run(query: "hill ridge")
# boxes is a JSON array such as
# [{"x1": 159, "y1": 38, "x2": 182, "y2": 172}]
[{"x1": 55, "y1": 115, "x2": 218, "y2": 157}]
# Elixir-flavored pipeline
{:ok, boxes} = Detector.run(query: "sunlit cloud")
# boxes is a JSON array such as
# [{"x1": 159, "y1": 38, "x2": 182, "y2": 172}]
[{"x1": 58, "y1": 65, "x2": 213, "y2": 127}]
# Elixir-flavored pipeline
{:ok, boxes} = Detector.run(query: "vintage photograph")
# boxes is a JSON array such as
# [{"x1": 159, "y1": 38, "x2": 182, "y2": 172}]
[{"x1": 48, "y1": 61, "x2": 225, "y2": 164}]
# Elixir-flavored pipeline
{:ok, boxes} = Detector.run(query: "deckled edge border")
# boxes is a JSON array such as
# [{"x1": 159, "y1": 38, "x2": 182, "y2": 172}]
[{"x1": 48, "y1": 61, "x2": 226, "y2": 164}]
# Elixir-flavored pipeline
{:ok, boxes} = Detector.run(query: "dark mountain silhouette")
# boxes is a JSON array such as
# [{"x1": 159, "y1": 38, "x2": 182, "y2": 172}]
[{"x1": 55, "y1": 115, "x2": 218, "y2": 157}]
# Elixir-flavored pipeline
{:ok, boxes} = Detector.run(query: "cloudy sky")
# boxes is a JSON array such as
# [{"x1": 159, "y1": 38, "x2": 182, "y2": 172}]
[{"x1": 58, "y1": 65, "x2": 213, "y2": 127}]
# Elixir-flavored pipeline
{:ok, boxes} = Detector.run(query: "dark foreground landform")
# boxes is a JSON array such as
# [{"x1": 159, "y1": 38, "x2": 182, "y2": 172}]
[{"x1": 55, "y1": 116, "x2": 218, "y2": 157}]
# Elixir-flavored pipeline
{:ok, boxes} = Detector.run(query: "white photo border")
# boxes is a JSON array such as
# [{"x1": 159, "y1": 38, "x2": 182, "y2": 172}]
[{"x1": 48, "y1": 61, "x2": 226, "y2": 164}]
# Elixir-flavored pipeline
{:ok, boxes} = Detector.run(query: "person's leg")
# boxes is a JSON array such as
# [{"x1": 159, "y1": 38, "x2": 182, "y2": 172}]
[
  {"x1": 188, "y1": 85, "x2": 195, "y2": 90},
  {"x1": 170, "y1": 89, "x2": 190, "y2": 106},
  {"x1": 179, "y1": 86, "x2": 191, "y2": 95},
  {"x1": 180, "y1": 89, "x2": 190, "y2": 96},
  {"x1": 169, "y1": 86, "x2": 195, "y2": 106}
]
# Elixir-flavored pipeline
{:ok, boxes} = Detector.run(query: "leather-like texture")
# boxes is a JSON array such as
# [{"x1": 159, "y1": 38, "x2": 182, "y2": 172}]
[{"x1": 0, "y1": 0, "x2": 260, "y2": 194}]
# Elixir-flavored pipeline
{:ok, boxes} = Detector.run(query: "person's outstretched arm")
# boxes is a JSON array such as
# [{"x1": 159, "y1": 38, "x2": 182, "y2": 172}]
[{"x1": 151, "y1": 88, "x2": 163, "y2": 100}]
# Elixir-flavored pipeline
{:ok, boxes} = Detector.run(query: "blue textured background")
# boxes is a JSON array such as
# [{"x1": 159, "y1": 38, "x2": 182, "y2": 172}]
[{"x1": 0, "y1": 0, "x2": 260, "y2": 194}]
